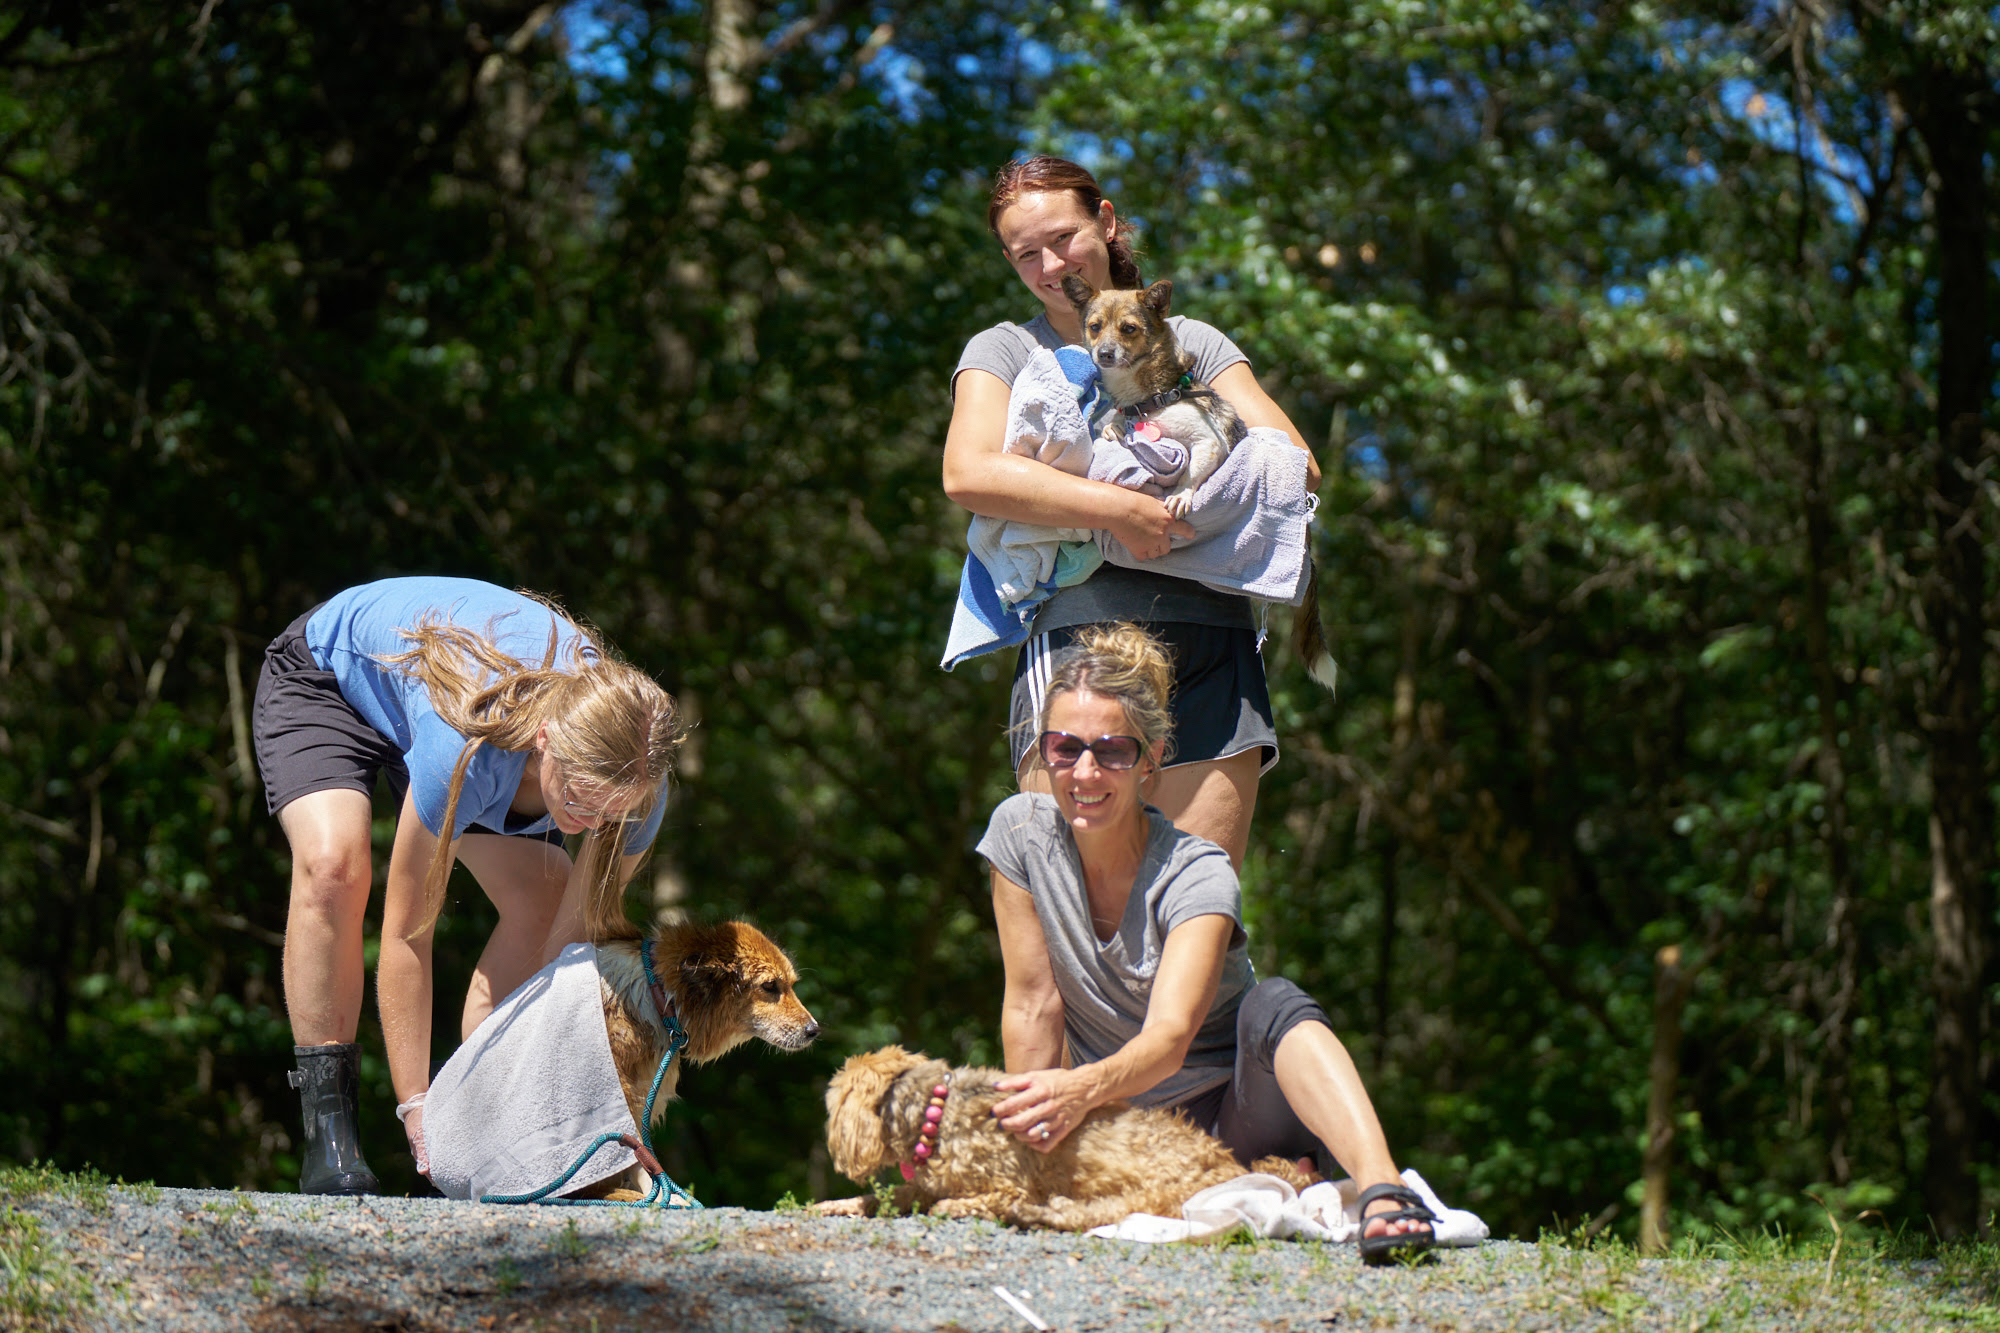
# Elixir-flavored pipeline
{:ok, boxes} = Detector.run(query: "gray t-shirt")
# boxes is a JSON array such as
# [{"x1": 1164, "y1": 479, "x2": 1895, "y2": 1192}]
[
  {"x1": 976, "y1": 791, "x2": 1255, "y2": 1109},
  {"x1": 952, "y1": 313, "x2": 1255, "y2": 632}
]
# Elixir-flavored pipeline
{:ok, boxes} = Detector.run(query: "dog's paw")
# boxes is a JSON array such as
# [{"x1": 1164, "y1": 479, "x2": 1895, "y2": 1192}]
[
  {"x1": 602, "y1": 1188, "x2": 645, "y2": 1203},
  {"x1": 1163, "y1": 492, "x2": 1194, "y2": 520},
  {"x1": 932, "y1": 1198, "x2": 988, "y2": 1220},
  {"x1": 812, "y1": 1196, "x2": 874, "y2": 1217}
]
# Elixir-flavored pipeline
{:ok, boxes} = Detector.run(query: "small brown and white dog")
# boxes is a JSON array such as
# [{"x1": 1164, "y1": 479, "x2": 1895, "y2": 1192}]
[
  {"x1": 1061, "y1": 274, "x2": 1337, "y2": 692},
  {"x1": 822, "y1": 1045, "x2": 1310, "y2": 1230},
  {"x1": 1062, "y1": 275, "x2": 1245, "y2": 522},
  {"x1": 580, "y1": 920, "x2": 819, "y2": 1199}
]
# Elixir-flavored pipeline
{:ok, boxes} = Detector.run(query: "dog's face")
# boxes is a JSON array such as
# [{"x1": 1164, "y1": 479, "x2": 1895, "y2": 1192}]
[
  {"x1": 1061, "y1": 277, "x2": 1177, "y2": 375},
  {"x1": 824, "y1": 1045, "x2": 950, "y2": 1182},
  {"x1": 672, "y1": 921, "x2": 819, "y2": 1054}
]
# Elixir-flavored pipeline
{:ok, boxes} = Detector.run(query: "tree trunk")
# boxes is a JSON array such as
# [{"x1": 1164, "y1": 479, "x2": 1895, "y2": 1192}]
[
  {"x1": 1797, "y1": 417, "x2": 1860, "y2": 1186},
  {"x1": 1640, "y1": 944, "x2": 1691, "y2": 1255},
  {"x1": 1908, "y1": 65, "x2": 1993, "y2": 1243}
]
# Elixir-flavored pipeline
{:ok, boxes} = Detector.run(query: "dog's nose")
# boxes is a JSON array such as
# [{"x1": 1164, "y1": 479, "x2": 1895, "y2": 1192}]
[
  {"x1": 1094, "y1": 347, "x2": 1116, "y2": 366},
  {"x1": 802, "y1": 1020, "x2": 821, "y2": 1042}
]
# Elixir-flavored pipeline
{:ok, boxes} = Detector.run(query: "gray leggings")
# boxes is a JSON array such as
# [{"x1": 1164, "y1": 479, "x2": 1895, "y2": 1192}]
[{"x1": 1173, "y1": 979, "x2": 1339, "y2": 1176}]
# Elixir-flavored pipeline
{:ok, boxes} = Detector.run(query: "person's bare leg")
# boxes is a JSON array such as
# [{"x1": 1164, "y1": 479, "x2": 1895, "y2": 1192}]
[
  {"x1": 1019, "y1": 748, "x2": 1261, "y2": 868},
  {"x1": 278, "y1": 788, "x2": 377, "y2": 1046},
  {"x1": 455, "y1": 833, "x2": 573, "y2": 1039},
  {"x1": 1273, "y1": 1022, "x2": 1429, "y2": 1240}
]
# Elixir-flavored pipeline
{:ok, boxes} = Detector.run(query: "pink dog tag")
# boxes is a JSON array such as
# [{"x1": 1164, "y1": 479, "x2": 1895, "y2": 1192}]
[{"x1": 1132, "y1": 420, "x2": 1162, "y2": 442}]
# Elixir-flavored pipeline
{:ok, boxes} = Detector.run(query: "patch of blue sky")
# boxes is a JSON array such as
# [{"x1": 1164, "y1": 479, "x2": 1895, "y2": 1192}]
[
  {"x1": 1347, "y1": 437, "x2": 1389, "y2": 482},
  {"x1": 1718, "y1": 77, "x2": 1872, "y2": 226},
  {"x1": 867, "y1": 46, "x2": 937, "y2": 123},
  {"x1": 563, "y1": 2, "x2": 628, "y2": 86}
]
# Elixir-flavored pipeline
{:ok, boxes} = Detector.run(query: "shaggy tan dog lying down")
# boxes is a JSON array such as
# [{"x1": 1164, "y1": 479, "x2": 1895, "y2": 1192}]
[{"x1": 823, "y1": 1045, "x2": 1310, "y2": 1230}]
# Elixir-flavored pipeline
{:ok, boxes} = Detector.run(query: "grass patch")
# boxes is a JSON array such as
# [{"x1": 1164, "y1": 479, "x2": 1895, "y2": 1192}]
[
  {"x1": 0, "y1": 1204, "x2": 96, "y2": 1330},
  {"x1": 0, "y1": 1161, "x2": 158, "y2": 1212}
]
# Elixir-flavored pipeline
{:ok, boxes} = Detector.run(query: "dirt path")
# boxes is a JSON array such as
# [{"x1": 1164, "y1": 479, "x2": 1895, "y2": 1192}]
[{"x1": 7, "y1": 1183, "x2": 1985, "y2": 1331}]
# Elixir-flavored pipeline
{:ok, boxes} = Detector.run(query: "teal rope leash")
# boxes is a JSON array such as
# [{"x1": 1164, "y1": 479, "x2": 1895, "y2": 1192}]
[{"x1": 479, "y1": 939, "x2": 702, "y2": 1209}]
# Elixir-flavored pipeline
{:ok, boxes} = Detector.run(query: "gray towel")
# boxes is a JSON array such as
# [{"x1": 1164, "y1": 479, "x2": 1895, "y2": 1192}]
[
  {"x1": 968, "y1": 347, "x2": 1101, "y2": 605},
  {"x1": 1089, "y1": 427, "x2": 1317, "y2": 606},
  {"x1": 424, "y1": 942, "x2": 638, "y2": 1201}
]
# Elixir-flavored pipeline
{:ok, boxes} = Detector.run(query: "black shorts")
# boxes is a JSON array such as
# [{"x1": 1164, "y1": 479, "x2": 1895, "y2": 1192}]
[
  {"x1": 1175, "y1": 979, "x2": 1335, "y2": 1174},
  {"x1": 251, "y1": 607, "x2": 561, "y2": 843},
  {"x1": 1008, "y1": 621, "x2": 1278, "y2": 773}
]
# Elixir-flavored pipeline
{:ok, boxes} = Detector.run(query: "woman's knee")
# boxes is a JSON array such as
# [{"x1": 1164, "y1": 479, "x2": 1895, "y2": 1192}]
[{"x1": 1237, "y1": 978, "x2": 1332, "y2": 1068}]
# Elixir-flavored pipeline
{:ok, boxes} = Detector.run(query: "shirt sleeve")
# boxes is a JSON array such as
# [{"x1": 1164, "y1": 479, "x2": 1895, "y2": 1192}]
[
  {"x1": 974, "y1": 792, "x2": 1041, "y2": 888},
  {"x1": 952, "y1": 324, "x2": 1038, "y2": 398},
  {"x1": 1157, "y1": 837, "x2": 1244, "y2": 938},
  {"x1": 1172, "y1": 317, "x2": 1251, "y2": 385}
]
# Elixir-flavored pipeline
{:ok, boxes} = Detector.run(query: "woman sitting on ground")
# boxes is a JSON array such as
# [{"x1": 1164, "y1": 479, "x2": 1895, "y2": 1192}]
[{"x1": 978, "y1": 623, "x2": 1433, "y2": 1262}]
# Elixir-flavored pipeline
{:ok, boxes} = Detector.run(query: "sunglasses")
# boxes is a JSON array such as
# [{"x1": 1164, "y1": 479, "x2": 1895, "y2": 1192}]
[{"x1": 1038, "y1": 732, "x2": 1144, "y2": 772}]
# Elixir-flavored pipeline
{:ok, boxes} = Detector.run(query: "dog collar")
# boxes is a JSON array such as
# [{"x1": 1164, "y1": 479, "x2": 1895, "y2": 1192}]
[
  {"x1": 1121, "y1": 372, "x2": 1194, "y2": 418},
  {"x1": 638, "y1": 937, "x2": 681, "y2": 1031},
  {"x1": 898, "y1": 1077, "x2": 950, "y2": 1181}
]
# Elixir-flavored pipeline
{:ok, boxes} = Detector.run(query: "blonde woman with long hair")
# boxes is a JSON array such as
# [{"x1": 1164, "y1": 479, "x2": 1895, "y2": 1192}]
[
  {"x1": 980, "y1": 624, "x2": 1435, "y2": 1263},
  {"x1": 252, "y1": 577, "x2": 681, "y2": 1194}
]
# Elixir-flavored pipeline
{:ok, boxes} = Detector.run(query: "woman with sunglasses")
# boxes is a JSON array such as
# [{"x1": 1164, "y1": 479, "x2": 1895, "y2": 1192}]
[
  {"x1": 977, "y1": 623, "x2": 1434, "y2": 1263},
  {"x1": 253, "y1": 576, "x2": 682, "y2": 1194}
]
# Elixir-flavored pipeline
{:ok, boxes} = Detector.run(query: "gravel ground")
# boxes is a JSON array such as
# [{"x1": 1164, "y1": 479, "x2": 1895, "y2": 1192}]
[{"x1": 8, "y1": 1184, "x2": 1988, "y2": 1332}]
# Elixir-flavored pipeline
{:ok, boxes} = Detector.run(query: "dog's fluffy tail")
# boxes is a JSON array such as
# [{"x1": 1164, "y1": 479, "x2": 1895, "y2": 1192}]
[{"x1": 1293, "y1": 561, "x2": 1337, "y2": 693}]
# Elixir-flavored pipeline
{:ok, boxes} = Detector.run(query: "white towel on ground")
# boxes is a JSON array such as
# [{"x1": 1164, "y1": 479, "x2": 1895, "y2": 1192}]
[
  {"x1": 1085, "y1": 1168, "x2": 1489, "y2": 1246},
  {"x1": 423, "y1": 942, "x2": 639, "y2": 1202}
]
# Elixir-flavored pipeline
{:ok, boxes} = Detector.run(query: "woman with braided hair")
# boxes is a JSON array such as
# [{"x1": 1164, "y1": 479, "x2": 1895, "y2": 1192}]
[{"x1": 252, "y1": 577, "x2": 682, "y2": 1194}]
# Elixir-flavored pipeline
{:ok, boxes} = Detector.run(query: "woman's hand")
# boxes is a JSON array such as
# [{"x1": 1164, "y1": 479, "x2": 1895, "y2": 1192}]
[
  {"x1": 991, "y1": 1066, "x2": 1099, "y2": 1153},
  {"x1": 397, "y1": 1093, "x2": 429, "y2": 1175},
  {"x1": 1106, "y1": 492, "x2": 1197, "y2": 562}
]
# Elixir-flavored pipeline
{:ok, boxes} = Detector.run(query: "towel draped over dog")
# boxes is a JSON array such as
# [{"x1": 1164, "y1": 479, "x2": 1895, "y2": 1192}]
[
  {"x1": 1085, "y1": 1168, "x2": 1489, "y2": 1247},
  {"x1": 423, "y1": 942, "x2": 639, "y2": 1201}
]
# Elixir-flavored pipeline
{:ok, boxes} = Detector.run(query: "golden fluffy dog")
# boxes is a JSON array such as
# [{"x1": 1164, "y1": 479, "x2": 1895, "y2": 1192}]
[
  {"x1": 824, "y1": 1045, "x2": 1309, "y2": 1230},
  {"x1": 580, "y1": 920, "x2": 818, "y2": 1199}
]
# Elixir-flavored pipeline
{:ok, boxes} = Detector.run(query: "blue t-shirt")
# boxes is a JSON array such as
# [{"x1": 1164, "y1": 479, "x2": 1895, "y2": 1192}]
[{"x1": 304, "y1": 577, "x2": 666, "y2": 853}]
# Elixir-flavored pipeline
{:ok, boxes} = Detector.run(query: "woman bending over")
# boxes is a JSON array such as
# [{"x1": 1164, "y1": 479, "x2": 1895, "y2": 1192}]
[
  {"x1": 253, "y1": 576, "x2": 681, "y2": 1193},
  {"x1": 977, "y1": 623, "x2": 1433, "y2": 1263}
]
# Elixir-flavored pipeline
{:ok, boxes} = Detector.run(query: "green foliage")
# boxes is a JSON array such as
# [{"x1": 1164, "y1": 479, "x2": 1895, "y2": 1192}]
[{"x1": 0, "y1": 0, "x2": 1992, "y2": 1249}]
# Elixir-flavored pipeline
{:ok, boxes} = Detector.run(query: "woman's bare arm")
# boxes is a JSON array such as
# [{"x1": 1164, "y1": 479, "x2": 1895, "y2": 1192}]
[
  {"x1": 377, "y1": 788, "x2": 447, "y2": 1105},
  {"x1": 990, "y1": 913, "x2": 1235, "y2": 1150},
  {"x1": 1212, "y1": 362, "x2": 1323, "y2": 491},
  {"x1": 993, "y1": 871, "x2": 1066, "y2": 1072}
]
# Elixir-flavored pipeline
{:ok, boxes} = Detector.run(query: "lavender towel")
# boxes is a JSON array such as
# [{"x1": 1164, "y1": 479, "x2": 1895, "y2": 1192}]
[{"x1": 1089, "y1": 426, "x2": 1318, "y2": 606}]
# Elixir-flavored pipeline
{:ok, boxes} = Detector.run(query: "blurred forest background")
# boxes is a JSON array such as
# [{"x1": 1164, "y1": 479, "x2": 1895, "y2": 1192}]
[{"x1": 0, "y1": 0, "x2": 1995, "y2": 1245}]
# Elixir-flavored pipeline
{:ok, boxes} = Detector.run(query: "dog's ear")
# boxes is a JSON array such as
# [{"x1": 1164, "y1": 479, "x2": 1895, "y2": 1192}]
[
  {"x1": 1142, "y1": 279, "x2": 1174, "y2": 318},
  {"x1": 677, "y1": 950, "x2": 742, "y2": 1003},
  {"x1": 824, "y1": 1046, "x2": 916, "y2": 1182},
  {"x1": 1061, "y1": 274, "x2": 1097, "y2": 317}
]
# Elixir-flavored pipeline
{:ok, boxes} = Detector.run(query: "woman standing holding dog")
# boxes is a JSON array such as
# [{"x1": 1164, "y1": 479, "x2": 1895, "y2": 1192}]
[
  {"x1": 979, "y1": 625, "x2": 1434, "y2": 1262},
  {"x1": 943, "y1": 155, "x2": 1321, "y2": 867},
  {"x1": 253, "y1": 576, "x2": 681, "y2": 1194}
]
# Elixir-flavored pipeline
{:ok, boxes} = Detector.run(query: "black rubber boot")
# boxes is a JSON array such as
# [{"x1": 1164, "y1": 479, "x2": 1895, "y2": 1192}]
[{"x1": 288, "y1": 1043, "x2": 380, "y2": 1196}]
